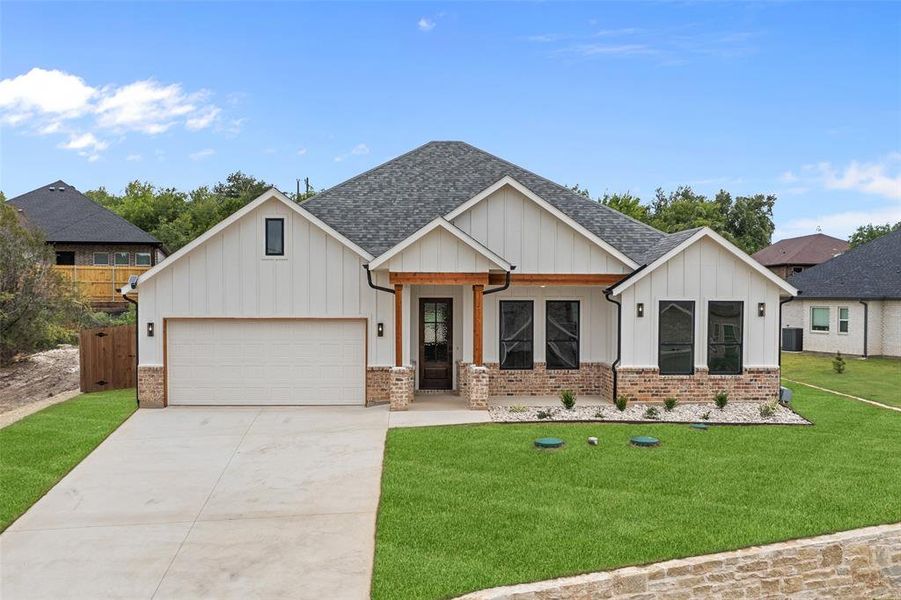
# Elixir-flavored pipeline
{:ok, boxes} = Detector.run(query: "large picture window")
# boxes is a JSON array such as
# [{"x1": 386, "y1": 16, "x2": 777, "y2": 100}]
[
  {"x1": 659, "y1": 300, "x2": 694, "y2": 375},
  {"x1": 546, "y1": 300, "x2": 579, "y2": 370},
  {"x1": 811, "y1": 307, "x2": 830, "y2": 332},
  {"x1": 500, "y1": 300, "x2": 533, "y2": 370},
  {"x1": 708, "y1": 301, "x2": 743, "y2": 375},
  {"x1": 265, "y1": 218, "x2": 285, "y2": 256}
]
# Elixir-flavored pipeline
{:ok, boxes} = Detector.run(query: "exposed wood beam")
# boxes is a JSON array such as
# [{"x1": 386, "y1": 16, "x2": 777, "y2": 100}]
[
  {"x1": 487, "y1": 273, "x2": 626, "y2": 286},
  {"x1": 394, "y1": 284, "x2": 403, "y2": 367},
  {"x1": 473, "y1": 284, "x2": 484, "y2": 366},
  {"x1": 389, "y1": 272, "x2": 490, "y2": 286}
]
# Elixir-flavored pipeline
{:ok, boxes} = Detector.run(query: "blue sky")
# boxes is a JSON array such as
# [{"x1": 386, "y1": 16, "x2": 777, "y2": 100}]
[{"x1": 2, "y1": 1, "x2": 899, "y2": 240}]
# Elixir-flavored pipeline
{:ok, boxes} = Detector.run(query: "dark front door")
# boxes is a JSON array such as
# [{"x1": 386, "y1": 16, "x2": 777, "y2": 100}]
[{"x1": 419, "y1": 298, "x2": 453, "y2": 389}]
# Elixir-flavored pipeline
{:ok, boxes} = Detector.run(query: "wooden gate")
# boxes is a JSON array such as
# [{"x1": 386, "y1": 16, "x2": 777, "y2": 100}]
[{"x1": 79, "y1": 325, "x2": 136, "y2": 393}]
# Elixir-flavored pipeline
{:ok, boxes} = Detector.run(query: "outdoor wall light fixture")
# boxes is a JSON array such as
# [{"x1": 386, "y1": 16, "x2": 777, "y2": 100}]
[
  {"x1": 758, "y1": 303, "x2": 766, "y2": 317},
  {"x1": 636, "y1": 303, "x2": 645, "y2": 318},
  {"x1": 147, "y1": 322, "x2": 155, "y2": 337},
  {"x1": 377, "y1": 322, "x2": 384, "y2": 337}
]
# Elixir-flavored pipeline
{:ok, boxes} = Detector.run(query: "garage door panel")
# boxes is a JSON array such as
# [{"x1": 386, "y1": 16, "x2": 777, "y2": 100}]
[{"x1": 167, "y1": 319, "x2": 365, "y2": 406}]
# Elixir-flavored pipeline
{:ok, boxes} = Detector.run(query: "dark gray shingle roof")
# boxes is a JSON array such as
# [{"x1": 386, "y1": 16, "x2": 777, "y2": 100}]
[
  {"x1": 789, "y1": 229, "x2": 901, "y2": 299},
  {"x1": 303, "y1": 141, "x2": 668, "y2": 262},
  {"x1": 7, "y1": 180, "x2": 160, "y2": 245},
  {"x1": 638, "y1": 227, "x2": 703, "y2": 264}
]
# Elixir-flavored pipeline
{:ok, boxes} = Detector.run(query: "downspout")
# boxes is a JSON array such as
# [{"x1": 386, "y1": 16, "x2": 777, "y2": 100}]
[
  {"x1": 363, "y1": 264, "x2": 395, "y2": 295},
  {"x1": 778, "y1": 296, "x2": 794, "y2": 366},
  {"x1": 858, "y1": 300, "x2": 868, "y2": 358},
  {"x1": 121, "y1": 290, "x2": 139, "y2": 407},
  {"x1": 482, "y1": 266, "x2": 516, "y2": 295},
  {"x1": 603, "y1": 289, "x2": 622, "y2": 402}
]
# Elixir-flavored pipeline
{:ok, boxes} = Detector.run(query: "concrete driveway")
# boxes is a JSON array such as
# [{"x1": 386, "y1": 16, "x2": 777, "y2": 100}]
[{"x1": 1, "y1": 405, "x2": 389, "y2": 600}]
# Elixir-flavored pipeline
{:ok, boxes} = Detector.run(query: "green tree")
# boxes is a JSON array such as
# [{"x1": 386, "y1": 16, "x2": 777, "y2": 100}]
[
  {"x1": 600, "y1": 192, "x2": 650, "y2": 223},
  {"x1": 0, "y1": 204, "x2": 87, "y2": 365},
  {"x1": 849, "y1": 221, "x2": 901, "y2": 248}
]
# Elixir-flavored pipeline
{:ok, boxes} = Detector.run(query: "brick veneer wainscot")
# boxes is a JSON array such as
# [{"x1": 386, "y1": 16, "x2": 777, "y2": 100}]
[
  {"x1": 137, "y1": 366, "x2": 165, "y2": 408},
  {"x1": 617, "y1": 366, "x2": 780, "y2": 403},
  {"x1": 457, "y1": 362, "x2": 613, "y2": 399},
  {"x1": 389, "y1": 366, "x2": 414, "y2": 411},
  {"x1": 366, "y1": 367, "x2": 392, "y2": 406}
]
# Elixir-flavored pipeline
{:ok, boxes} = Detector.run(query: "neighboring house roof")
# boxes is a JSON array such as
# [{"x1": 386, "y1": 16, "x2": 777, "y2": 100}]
[
  {"x1": 751, "y1": 233, "x2": 848, "y2": 267},
  {"x1": 788, "y1": 229, "x2": 901, "y2": 300},
  {"x1": 7, "y1": 180, "x2": 161, "y2": 245},
  {"x1": 302, "y1": 141, "x2": 668, "y2": 262}
]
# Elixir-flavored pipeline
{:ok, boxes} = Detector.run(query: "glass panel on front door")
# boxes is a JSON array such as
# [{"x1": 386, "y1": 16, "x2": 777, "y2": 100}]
[{"x1": 420, "y1": 299, "x2": 452, "y2": 389}]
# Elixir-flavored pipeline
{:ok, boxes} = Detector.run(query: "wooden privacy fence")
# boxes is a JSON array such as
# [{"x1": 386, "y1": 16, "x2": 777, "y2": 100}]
[
  {"x1": 54, "y1": 265, "x2": 149, "y2": 302},
  {"x1": 79, "y1": 325, "x2": 136, "y2": 393}
]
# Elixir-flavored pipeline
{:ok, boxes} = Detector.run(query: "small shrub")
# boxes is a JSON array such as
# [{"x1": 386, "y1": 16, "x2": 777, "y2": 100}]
[
  {"x1": 508, "y1": 404, "x2": 528, "y2": 414},
  {"x1": 833, "y1": 351, "x2": 846, "y2": 374},
  {"x1": 759, "y1": 401, "x2": 778, "y2": 418},
  {"x1": 714, "y1": 390, "x2": 729, "y2": 410},
  {"x1": 701, "y1": 411, "x2": 711, "y2": 421},
  {"x1": 615, "y1": 395, "x2": 629, "y2": 412},
  {"x1": 663, "y1": 397, "x2": 678, "y2": 412},
  {"x1": 536, "y1": 408, "x2": 555, "y2": 420},
  {"x1": 560, "y1": 389, "x2": 576, "y2": 410},
  {"x1": 643, "y1": 406, "x2": 660, "y2": 420}
]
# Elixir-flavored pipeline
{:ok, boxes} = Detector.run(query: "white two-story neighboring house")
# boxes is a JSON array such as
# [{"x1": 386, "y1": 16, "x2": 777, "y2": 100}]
[{"x1": 127, "y1": 141, "x2": 797, "y2": 410}]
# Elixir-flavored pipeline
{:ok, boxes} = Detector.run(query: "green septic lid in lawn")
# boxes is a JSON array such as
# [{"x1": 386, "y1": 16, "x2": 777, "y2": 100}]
[
  {"x1": 630, "y1": 435, "x2": 660, "y2": 447},
  {"x1": 690, "y1": 423, "x2": 709, "y2": 430},
  {"x1": 534, "y1": 437, "x2": 565, "y2": 449}
]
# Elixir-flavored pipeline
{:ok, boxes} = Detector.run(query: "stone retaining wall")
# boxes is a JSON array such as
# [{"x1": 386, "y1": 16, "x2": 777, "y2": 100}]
[
  {"x1": 457, "y1": 523, "x2": 901, "y2": 600},
  {"x1": 617, "y1": 366, "x2": 780, "y2": 403}
]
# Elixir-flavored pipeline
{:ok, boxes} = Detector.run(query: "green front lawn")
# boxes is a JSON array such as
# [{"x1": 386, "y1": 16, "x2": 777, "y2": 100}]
[
  {"x1": 372, "y1": 386, "x2": 901, "y2": 600},
  {"x1": 782, "y1": 352, "x2": 901, "y2": 407},
  {"x1": 0, "y1": 389, "x2": 136, "y2": 532}
]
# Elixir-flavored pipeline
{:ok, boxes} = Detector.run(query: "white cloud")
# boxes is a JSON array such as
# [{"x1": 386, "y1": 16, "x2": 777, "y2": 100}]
[
  {"x1": 775, "y1": 204, "x2": 901, "y2": 240},
  {"x1": 0, "y1": 68, "x2": 96, "y2": 116},
  {"x1": 0, "y1": 67, "x2": 230, "y2": 160},
  {"x1": 417, "y1": 17, "x2": 435, "y2": 32},
  {"x1": 557, "y1": 43, "x2": 655, "y2": 57},
  {"x1": 813, "y1": 153, "x2": 901, "y2": 199},
  {"x1": 334, "y1": 143, "x2": 370, "y2": 162},
  {"x1": 297, "y1": 147, "x2": 307, "y2": 156},
  {"x1": 185, "y1": 106, "x2": 221, "y2": 130},
  {"x1": 779, "y1": 171, "x2": 798, "y2": 183},
  {"x1": 126, "y1": 153, "x2": 142, "y2": 162},
  {"x1": 189, "y1": 148, "x2": 215, "y2": 161},
  {"x1": 60, "y1": 132, "x2": 107, "y2": 152}
]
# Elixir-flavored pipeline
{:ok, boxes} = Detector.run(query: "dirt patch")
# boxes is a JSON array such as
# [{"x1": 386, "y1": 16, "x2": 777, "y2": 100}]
[{"x1": 0, "y1": 346, "x2": 80, "y2": 415}]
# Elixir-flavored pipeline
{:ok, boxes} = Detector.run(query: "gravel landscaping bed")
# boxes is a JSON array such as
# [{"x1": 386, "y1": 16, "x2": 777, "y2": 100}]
[{"x1": 490, "y1": 402, "x2": 811, "y2": 425}]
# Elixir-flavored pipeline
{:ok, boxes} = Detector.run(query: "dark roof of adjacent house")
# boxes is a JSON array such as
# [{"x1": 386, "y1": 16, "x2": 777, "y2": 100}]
[
  {"x1": 752, "y1": 233, "x2": 848, "y2": 267},
  {"x1": 303, "y1": 141, "x2": 671, "y2": 262},
  {"x1": 789, "y1": 230, "x2": 901, "y2": 299},
  {"x1": 7, "y1": 180, "x2": 160, "y2": 245}
]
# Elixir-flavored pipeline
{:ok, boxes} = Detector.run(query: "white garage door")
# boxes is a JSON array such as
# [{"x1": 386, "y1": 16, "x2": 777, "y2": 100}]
[{"x1": 167, "y1": 319, "x2": 365, "y2": 406}]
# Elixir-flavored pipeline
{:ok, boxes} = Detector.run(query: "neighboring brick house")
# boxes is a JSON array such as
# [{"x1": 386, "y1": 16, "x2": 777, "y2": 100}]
[
  {"x1": 7, "y1": 180, "x2": 165, "y2": 267},
  {"x1": 782, "y1": 229, "x2": 901, "y2": 357},
  {"x1": 752, "y1": 233, "x2": 848, "y2": 279}
]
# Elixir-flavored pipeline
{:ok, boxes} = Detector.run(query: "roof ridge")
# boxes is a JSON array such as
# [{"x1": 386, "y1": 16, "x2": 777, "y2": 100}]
[{"x1": 454, "y1": 141, "x2": 666, "y2": 238}]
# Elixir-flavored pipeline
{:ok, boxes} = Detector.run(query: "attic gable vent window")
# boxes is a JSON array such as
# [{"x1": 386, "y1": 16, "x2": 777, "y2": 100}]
[{"x1": 265, "y1": 218, "x2": 285, "y2": 256}]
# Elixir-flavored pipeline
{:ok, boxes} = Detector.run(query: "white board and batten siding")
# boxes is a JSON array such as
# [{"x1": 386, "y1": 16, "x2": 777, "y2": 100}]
[
  {"x1": 386, "y1": 227, "x2": 496, "y2": 272},
  {"x1": 451, "y1": 185, "x2": 630, "y2": 274},
  {"x1": 620, "y1": 237, "x2": 784, "y2": 368},
  {"x1": 138, "y1": 197, "x2": 395, "y2": 368}
]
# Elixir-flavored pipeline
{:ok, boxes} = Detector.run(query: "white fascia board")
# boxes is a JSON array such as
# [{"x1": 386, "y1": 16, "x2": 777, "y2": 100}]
[
  {"x1": 137, "y1": 188, "x2": 373, "y2": 286},
  {"x1": 609, "y1": 227, "x2": 799, "y2": 296},
  {"x1": 443, "y1": 175, "x2": 640, "y2": 270},
  {"x1": 367, "y1": 217, "x2": 512, "y2": 271}
]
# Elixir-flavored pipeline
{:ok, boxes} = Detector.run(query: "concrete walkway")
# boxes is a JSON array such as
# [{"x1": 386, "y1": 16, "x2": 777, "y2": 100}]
[{"x1": 0, "y1": 405, "x2": 389, "y2": 600}]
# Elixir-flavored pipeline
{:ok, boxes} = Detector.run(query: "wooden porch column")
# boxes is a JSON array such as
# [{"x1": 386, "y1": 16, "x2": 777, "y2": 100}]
[
  {"x1": 473, "y1": 284, "x2": 484, "y2": 366},
  {"x1": 394, "y1": 284, "x2": 403, "y2": 367}
]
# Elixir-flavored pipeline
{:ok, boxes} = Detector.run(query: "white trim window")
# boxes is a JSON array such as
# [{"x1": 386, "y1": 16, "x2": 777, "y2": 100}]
[
  {"x1": 114, "y1": 252, "x2": 129, "y2": 266},
  {"x1": 135, "y1": 252, "x2": 152, "y2": 266},
  {"x1": 93, "y1": 252, "x2": 110, "y2": 266},
  {"x1": 838, "y1": 307, "x2": 850, "y2": 334},
  {"x1": 811, "y1": 307, "x2": 830, "y2": 332}
]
